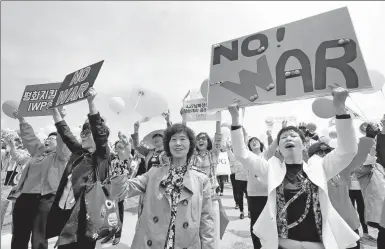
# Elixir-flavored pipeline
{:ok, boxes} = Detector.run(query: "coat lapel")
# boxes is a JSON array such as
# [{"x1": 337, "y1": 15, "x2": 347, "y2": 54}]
[{"x1": 180, "y1": 169, "x2": 194, "y2": 202}]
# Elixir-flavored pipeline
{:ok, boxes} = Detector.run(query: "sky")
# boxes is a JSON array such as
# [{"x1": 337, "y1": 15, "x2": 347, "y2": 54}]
[{"x1": 1, "y1": 1, "x2": 385, "y2": 145}]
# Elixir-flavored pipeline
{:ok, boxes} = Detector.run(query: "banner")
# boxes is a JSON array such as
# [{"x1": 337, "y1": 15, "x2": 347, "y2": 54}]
[
  {"x1": 207, "y1": 7, "x2": 371, "y2": 110},
  {"x1": 18, "y1": 83, "x2": 62, "y2": 117},
  {"x1": 182, "y1": 98, "x2": 221, "y2": 122},
  {"x1": 51, "y1": 60, "x2": 104, "y2": 108}
]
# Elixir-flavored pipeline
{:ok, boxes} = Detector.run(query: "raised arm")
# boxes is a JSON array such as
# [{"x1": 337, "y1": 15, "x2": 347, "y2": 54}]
[
  {"x1": 211, "y1": 120, "x2": 222, "y2": 157},
  {"x1": 52, "y1": 107, "x2": 71, "y2": 161},
  {"x1": 131, "y1": 121, "x2": 150, "y2": 157},
  {"x1": 228, "y1": 106, "x2": 269, "y2": 178},
  {"x1": 322, "y1": 85, "x2": 358, "y2": 180},
  {"x1": 13, "y1": 110, "x2": 45, "y2": 157},
  {"x1": 6, "y1": 138, "x2": 30, "y2": 165},
  {"x1": 86, "y1": 88, "x2": 110, "y2": 159},
  {"x1": 199, "y1": 177, "x2": 215, "y2": 249}
]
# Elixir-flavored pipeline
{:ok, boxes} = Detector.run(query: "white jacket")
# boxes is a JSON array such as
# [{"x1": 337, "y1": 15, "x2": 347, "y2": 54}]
[{"x1": 231, "y1": 118, "x2": 359, "y2": 249}]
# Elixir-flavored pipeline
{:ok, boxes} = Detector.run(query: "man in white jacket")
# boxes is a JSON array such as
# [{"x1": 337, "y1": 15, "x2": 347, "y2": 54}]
[{"x1": 229, "y1": 85, "x2": 358, "y2": 249}]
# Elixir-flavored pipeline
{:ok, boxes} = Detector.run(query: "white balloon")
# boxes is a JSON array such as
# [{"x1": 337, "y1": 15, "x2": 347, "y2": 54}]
[
  {"x1": 329, "y1": 138, "x2": 338, "y2": 149},
  {"x1": 109, "y1": 97, "x2": 125, "y2": 114}
]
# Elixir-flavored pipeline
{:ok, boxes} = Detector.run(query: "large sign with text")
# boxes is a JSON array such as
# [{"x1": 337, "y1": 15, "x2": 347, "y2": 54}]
[
  {"x1": 181, "y1": 98, "x2": 221, "y2": 122},
  {"x1": 207, "y1": 7, "x2": 371, "y2": 110},
  {"x1": 51, "y1": 60, "x2": 104, "y2": 108},
  {"x1": 18, "y1": 83, "x2": 62, "y2": 117}
]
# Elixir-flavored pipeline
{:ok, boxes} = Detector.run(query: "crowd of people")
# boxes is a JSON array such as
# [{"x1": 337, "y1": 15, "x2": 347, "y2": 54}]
[{"x1": 1, "y1": 85, "x2": 385, "y2": 249}]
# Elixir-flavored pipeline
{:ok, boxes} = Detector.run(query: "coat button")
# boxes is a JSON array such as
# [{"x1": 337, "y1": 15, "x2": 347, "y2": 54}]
[
  {"x1": 183, "y1": 222, "x2": 189, "y2": 229},
  {"x1": 153, "y1": 216, "x2": 159, "y2": 223},
  {"x1": 147, "y1": 240, "x2": 152, "y2": 246},
  {"x1": 183, "y1": 200, "x2": 188, "y2": 206}
]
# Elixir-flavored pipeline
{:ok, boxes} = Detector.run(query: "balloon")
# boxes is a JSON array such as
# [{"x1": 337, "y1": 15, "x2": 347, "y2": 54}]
[
  {"x1": 109, "y1": 97, "x2": 125, "y2": 114},
  {"x1": 312, "y1": 98, "x2": 335, "y2": 119},
  {"x1": 2, "y1": 100, "x2": 19, "y2": 119},
  {"x1": 200, "y1": 79, "x2": 209, "y2": 99},
  {"x1": 361, "y1": 70, "x2": 385, "y2": 94},
  {"x1": 329, "y1": 138, "x2": 338, "y2": 149},
  {"x1": 129, "y1": 87, "x2": 168, "y2": 118},
  {"x1": 306, "y1": 122, "x2": 317, "y2": 132}
]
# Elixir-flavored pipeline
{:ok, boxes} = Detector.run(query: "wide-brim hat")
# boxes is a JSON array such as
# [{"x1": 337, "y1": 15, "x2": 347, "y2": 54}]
[{"x1": 143, "y1": 129, "x2": 164, "y2": 148}]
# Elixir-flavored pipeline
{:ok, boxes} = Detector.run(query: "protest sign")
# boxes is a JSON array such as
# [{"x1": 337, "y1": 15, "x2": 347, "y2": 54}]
[
  {"x1": 207, "y1": 7, "x2": 372, "y2": 110},
  {"x1": 182, "y1": 98, "x2": 221, "y2": 122},
  {"x1": 18, "y1": 82, "x2": 62, "y2": 117},
  {"x1": 51, "y1": 60, "x2": 104, "y2": 108}
]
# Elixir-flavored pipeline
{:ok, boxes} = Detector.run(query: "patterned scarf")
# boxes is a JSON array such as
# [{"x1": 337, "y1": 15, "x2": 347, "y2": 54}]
[
  {"x1": 276, "y1": 169, "x2": 323, "y2": 240},
  {"x1": 160, "y1": 163, "x2": 188, "y2": 249}
]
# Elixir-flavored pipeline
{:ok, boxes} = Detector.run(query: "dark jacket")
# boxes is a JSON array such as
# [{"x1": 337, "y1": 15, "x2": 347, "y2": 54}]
[
  {"x1": 377, "y1": 133, "x2": 385, "y2": 167},
  {"x1": 46, "y1": 112, "x2": 110, "y2": 244}
]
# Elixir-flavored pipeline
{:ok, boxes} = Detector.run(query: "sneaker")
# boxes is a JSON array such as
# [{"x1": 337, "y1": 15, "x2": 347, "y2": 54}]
[
  {"x1": 235, "y1": 204, "x2": 239, "y2": 209},
  {"x1": 240, "y1": 212, "x2": 245, "y2": 219}
]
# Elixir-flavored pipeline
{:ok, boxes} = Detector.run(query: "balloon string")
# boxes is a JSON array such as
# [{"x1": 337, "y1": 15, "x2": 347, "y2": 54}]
[
  {"x1": 348, "y1": 96, "x2": 368, "y2": 121},
  {"x1": 134, "y1": 92, "x2": 144, "y2": 112}
]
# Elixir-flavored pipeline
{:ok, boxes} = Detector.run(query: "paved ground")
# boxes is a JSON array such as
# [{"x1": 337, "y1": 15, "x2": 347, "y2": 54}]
[{"x1": 1, "y1": 182, "x2": 379, "y2": 249}]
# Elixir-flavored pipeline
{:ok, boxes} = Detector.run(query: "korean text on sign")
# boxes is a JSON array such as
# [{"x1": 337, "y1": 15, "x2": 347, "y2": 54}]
[{"x1": 18, "y1": 83, "x2": 62, "y2": 117}]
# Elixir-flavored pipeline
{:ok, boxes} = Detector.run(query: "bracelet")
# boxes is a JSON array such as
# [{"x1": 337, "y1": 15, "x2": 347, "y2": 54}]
[
  {"x1": 231, "y1": 125, "x2": 242, "y2": 131},
  {"x1": 335, "y1": 114, "x2": 351, "y2": 119}
]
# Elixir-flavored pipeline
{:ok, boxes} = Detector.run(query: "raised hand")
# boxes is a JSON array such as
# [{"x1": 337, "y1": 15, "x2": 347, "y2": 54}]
[
  {"x1": 266, "y1": 129, "x2": 272, "y2": 137},
  {"x1": 13, "y1": 110, "x2": 26, "y2": 123},
  {"x1": 162, "y1": 109, "x2": 170, "y2": 122},
  {"x1": 328, "y1": 84, "x2": 348, "y2": 115},
  {"x1": 134, "y1": 121, "x2": 140, "y2": 133},
  {"x1": 228, "y1": 106, "x2": 240, "y2": 126},
  {"x1": 86, "y1": 87, "x2": 97, "y2": 102},
  {"x1": 366, "y1": 122, "x2": 380, "y2": 138}
]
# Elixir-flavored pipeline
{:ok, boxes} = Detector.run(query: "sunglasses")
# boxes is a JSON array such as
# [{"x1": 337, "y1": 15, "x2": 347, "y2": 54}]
[{"x1": 197, "y1": 136, "x2": 207, "y2": 141}]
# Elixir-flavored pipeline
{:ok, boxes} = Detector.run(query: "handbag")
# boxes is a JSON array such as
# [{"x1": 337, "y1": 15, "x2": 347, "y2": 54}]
[{"x1": 84, "y1": 162, "x2": 122, "y2": 241}]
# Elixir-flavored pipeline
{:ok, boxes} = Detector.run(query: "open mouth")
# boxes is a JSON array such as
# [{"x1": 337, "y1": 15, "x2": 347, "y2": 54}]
[
  {"x1": 174, "y1": 148, "x2": 183, "y2": 152},
  {"x1": 285, "y1": 143, "x2": 295, "y2": 149},
  {"x1": 198, "y1": 142, "x2": 205, "y2": 146}
]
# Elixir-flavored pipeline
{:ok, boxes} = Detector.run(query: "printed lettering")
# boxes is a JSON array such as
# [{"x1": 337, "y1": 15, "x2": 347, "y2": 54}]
[
  {"x1": 315, "y1": 39, "x2": 358, "y2": 90},
  {"x1": 276, "y1": 49, "x2": 314, "y2": 96}
]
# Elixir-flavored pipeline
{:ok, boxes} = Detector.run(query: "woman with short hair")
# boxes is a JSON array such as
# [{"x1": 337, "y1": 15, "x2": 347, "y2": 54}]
[
  {"x1": 229, "y1": 85, "x2": 359, "y2": 249},
  {"x1": 122, "y1": 123, "x2": 215, "y2": 249}
]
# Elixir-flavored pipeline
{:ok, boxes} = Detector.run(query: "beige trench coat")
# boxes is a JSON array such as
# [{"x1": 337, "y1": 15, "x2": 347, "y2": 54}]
[{"x1": 124, "y1": 165, "x2": 215, "y2": 249}]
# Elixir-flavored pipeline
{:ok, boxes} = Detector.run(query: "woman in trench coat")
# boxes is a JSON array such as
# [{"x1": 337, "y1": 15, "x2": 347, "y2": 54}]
[{"x1": 123, "y1": 123, "x2": 215, "y2": 249}]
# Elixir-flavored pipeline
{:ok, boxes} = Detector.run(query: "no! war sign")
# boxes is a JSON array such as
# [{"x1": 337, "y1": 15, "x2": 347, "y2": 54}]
[
  {"x1": 207, "y1": 7, "x2": 372, "y2": 110},
  {"x1": 51, "y1": 60, "x2": 104, "y2": 108}
]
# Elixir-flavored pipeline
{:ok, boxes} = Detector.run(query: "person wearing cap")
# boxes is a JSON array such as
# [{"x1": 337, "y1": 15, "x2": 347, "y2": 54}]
[
  {"x1": 131, "y1": 111, "x2": 171, "y2": 172},
  {"x1": 307, "y1": 123, "x2": 378, "y2": 249},
  {"x1": 9, "y1": 107, "x2": 70, "y2": 249},
  {"x1": 45, "y1": 88, "x2": 110, "y2": 249},
  {"x1": 229, "y1": 85, "x2": 359, "y2": 249}
]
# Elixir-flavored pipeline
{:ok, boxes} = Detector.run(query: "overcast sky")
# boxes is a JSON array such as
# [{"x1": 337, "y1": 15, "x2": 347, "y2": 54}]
[{"x1": 1, "y1": 1, "x2": 384, "y2": 144}]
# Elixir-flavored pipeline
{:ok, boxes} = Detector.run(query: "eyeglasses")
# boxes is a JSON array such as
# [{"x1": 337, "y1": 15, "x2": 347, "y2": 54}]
[
  {"x1": 80, "y1": 129, "x2": 91, "y2": 139},
  {"x1": 44, "y1": 136, "x2": 56, "y2": 142},
  {"x1": 197, "y1": 136, "x2": 207, "y2": 141}
]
